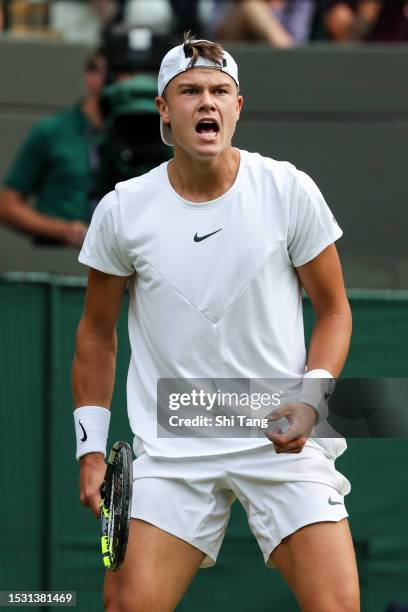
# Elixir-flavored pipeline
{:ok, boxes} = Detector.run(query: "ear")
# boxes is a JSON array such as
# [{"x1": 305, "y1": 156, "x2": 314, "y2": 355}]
[
  {"x1": 156, "y1": 96, "x2": 171, "y2": 125},
  {"x1": 235, "y1": 94, "x2": 244, "y2": 122}
]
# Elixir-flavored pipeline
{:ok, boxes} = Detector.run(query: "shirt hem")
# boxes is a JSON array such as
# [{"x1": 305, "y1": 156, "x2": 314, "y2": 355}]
[{"x1": 139, "y1": 437, "x2": 273, "y2": 460}]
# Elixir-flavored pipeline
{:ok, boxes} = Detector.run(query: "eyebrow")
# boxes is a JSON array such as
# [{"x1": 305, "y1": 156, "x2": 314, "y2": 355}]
[{"x1": 176, "y1": 81, "x2": 233, "y2": 90}]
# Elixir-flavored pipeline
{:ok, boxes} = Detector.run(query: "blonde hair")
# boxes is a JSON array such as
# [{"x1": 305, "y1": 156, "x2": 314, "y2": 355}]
[{"x1": 183, "y1": 31, "x2": 225, "y2": 69}]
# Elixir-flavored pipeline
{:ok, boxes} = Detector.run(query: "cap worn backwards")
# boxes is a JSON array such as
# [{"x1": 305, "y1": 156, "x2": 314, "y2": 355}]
[{"x1": 157, "y1": 40, "x2": 239, "y2": 146}]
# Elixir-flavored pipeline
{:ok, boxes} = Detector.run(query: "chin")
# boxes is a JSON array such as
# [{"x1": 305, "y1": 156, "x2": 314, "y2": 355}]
[
  {"x1": 175, "y1": 132, "x2": 229, "y2": 158},
  {"x1": 189, "y1": 140, "x2": 227, "y2": 160}
]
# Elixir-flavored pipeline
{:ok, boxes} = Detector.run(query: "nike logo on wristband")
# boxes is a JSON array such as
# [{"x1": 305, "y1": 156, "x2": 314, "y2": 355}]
[{"x1": 79, "y1": 420, "x2": 87, "y2": 442}]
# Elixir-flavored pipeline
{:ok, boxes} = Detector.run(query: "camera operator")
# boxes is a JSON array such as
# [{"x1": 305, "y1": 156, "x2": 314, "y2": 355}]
[{"x1": 95, "y1": 27, "x2": 171, "y2": 201}]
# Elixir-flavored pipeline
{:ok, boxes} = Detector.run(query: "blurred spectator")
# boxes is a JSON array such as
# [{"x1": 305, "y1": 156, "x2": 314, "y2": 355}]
[
  {"x1": 0, "y1": 50, "x2": 106, "y2": 247},
  {"x1": 209, "y1": 0, "x2": 234, "y2": 36},
  {"x1": 50, "y1": 0, "x2": 122, "y2": 44},
  {"x1": 168, "y1": 0, "x2": 232, "y2": 38},
  {"x1": 123, "y1": 0, "x2": 173, "y2": 35},
  {"x1": 168, "y1": 0, "x2": 202, "y2": 36},
  {"x1": 215, "y1": 0, "x2": 317, "y2": 46},
  {"x1": 324, "y1": 0, "x2": 408, "y2": 42},
  {"x1": 7, "y1": 0, "x2": 49, "y2": 34}
]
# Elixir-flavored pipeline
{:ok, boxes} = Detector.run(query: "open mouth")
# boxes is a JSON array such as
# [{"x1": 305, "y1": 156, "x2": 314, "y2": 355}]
[{"x1": 195, "y1": 119, "x2": 220, "y2": 140}]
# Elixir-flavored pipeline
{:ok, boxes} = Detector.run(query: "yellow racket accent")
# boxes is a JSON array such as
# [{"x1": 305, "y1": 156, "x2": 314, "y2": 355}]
[
  {"x1": 101, "y1": 535, "x2": 112, "y2": 568},
  {"x1": 101, "y1": 502, "x2": 110, "y2": 519}
]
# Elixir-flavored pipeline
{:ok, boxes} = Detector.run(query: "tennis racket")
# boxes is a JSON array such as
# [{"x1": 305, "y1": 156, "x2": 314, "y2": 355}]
[{"x1": 100, "y1": 441, "x2": 133, "y2": 571}]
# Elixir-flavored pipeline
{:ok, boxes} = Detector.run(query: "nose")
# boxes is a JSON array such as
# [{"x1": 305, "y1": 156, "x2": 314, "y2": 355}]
[{"x1": 198, "y1": 90, "x2": 216, "y2": 111}]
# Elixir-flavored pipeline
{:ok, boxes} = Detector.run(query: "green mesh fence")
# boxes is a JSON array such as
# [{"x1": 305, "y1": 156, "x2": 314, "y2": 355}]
[{"x1": 1, "y1": 274, "x2": 408, "y2": 612}]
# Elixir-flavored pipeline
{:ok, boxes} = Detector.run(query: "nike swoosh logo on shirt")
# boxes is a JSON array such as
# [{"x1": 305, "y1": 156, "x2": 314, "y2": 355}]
[{"x1": 194, "y1": 229, "x2": 223, "y2": 242}]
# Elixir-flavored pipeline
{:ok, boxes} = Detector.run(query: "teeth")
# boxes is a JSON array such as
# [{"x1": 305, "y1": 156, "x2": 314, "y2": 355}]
[{"x1": 199, "y1": 131, "x2": 218, "y2": 140}]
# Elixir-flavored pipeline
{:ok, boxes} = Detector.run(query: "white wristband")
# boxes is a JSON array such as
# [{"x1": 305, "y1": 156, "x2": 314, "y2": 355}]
[
  {"x1": 73, "y1": 406, "x2": 111, "y2": 461},
  {"x1": 301, "y1": 369, "x2": 335, "y2": 424}
]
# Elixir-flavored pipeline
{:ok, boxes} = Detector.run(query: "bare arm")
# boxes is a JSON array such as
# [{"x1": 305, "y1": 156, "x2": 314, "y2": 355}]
[
  {"x1": 295, "y1": 243, "x2": 352, "y2": 376},
  {"x1": 0, "y1": 188, "x2": 87, "y2": 246},
  {"x1": 73, "y1": 268, "x2": 131, "y2": 407},
  {"x1": 72, "y1": 268, "x2": 132, "y2": 516},
  {"x1": 241, "y1": 0, "x2": 294, "y2": 47},
  {"x1": 325, "y1": 1, "x2": 381, "y2": 41},
  {"x1": 268, "y1": 244, "x2": 351, "y2": 452}
]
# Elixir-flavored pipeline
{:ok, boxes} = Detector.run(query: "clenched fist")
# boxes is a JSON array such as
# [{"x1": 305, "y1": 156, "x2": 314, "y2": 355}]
[{"x1": 266, "y1": 402, "x2": 318, "y2": 454}]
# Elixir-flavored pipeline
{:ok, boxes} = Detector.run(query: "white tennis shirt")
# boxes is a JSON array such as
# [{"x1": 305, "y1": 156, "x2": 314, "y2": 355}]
[{"x1": 79, "y1": 149, "x2": 343, "y2": 458}]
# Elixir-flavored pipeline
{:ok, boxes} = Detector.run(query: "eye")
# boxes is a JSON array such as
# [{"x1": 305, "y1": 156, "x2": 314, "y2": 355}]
[
  {"x1": 183, "y1": 88, "x2": 197, "y2": 95},
  {"x1": 216, "y1": 88, "x2": 228, "y2": 95}
]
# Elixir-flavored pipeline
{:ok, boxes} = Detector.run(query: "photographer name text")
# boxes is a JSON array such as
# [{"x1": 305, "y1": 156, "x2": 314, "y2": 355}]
[{"x1": 168, "y1": 415, "x2": 269, "y2": 428}]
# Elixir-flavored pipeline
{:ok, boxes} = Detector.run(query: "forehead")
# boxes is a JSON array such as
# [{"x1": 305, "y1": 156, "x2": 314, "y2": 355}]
[{"x1": 167, "y1": 67, "x2": 236, "y2": 91}]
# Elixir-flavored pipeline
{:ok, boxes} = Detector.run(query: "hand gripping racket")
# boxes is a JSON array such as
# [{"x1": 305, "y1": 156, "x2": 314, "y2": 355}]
[{"x1": 100, "y1": 441, "x2": 133, "y2": 571}]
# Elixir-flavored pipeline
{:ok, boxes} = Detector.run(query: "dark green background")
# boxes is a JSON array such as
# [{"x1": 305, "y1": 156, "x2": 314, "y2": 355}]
[{"x1": 1, "y1": 275, "x2": 407, "y2": 611}]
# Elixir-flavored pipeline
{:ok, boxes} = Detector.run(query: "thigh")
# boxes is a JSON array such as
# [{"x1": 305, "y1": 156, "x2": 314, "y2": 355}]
[
  {"x1": 129, "y1": 455, "x2": 234, "y2": 569},
  {"x1": 270, "y1": 518, "x2": 360, "y2": 612},
  {"x1": 104, "y1": 518, "x2": 206, "y2": 612}
]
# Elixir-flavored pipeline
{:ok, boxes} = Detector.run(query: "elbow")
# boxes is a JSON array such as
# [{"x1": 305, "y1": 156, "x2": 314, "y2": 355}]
[
  {"x1": 316, "y1": 299, "x2": 352, "y2": 335},
  {"x1": 75, "y1": 316, "x2": 117, "y2": 356},
  {"x1": 0, "y1": 192, "x2": 9, "y2": 223},
  {"x1": 0, "y1": 189, "x2": 22, "y2": 225}
]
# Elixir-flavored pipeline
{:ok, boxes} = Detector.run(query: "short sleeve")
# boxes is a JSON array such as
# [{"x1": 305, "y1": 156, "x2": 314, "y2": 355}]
[
  {"x1": 287, "y1": 169, "x2": 342, "y2": 267},
  {"x1": 4, "y1": 121, "x2": 49, "y2": 195},
  {"x1": 78, "y1": 191, "x2": 134, "y2": 276}
]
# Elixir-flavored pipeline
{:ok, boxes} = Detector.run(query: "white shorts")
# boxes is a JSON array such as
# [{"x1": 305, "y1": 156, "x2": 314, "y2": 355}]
[{"x1": 131, "y1": 441, "x2": 350, "y2": 569}]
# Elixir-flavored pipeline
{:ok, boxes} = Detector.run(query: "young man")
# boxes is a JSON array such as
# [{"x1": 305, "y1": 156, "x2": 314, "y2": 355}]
[{"x1": 73, "y1": 34, "x2": 359, "y2": 612}]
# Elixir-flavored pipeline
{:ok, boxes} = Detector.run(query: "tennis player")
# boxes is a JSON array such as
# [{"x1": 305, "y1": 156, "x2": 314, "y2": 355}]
[{"x1": 73, "y1": 33, "x2": 359, "y2": 612}]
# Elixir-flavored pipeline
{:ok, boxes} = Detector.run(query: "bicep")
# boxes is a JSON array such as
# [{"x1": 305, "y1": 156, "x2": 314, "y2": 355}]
[
  {"x1": 295, "y1": 244, "x2": 349, "y2": 315},
  {"x1": 82, "y1": 268, "x2": 132, "y2": 334},
  {"x1": 0, "y1": 188, "x2": 29, "y2": 213}
]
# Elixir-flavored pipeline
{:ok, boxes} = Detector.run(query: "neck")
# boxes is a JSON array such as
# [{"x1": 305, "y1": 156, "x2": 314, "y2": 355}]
[
  {"x1": 168, "y1": 147, "x2": 240, "y2": 203},
  {"x1": 81, "y1": 95, "x2": 103, "y2": 129}
]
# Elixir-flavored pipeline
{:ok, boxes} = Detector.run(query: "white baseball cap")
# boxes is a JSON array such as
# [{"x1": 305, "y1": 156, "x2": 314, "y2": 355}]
[{"x1": 157, "y1": 41, "x2": 239, "y2": 146}]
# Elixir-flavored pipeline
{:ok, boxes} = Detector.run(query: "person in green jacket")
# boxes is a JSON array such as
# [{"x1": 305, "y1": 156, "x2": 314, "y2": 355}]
[{"x1": 0, "y1": 50, "x2": 106, "y2": 247}]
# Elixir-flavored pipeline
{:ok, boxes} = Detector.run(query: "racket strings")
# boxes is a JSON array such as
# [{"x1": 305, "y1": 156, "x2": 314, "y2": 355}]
[
  {"x1": 110, "y1": 460, "x2": 126, "y2": 561},
  {"x1": 100, "y1": 442, "x2": 133, "y2": 570}
]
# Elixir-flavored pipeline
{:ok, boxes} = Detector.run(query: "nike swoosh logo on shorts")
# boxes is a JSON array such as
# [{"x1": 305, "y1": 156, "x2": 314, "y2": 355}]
[
  {"x1": 79, "y1": 420, "x2": 87, "y2": 442},
  {"x1": 328, "y1": 496, "x2": 343, "y2": 506},
  {"x1": 194, "y1": 229, "x2": 223, "y2": 242}
]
